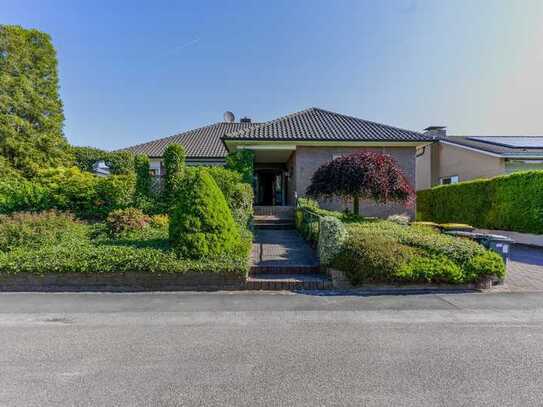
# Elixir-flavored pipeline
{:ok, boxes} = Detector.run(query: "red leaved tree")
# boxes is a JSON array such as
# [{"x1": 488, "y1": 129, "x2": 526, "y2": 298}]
[{"x1": 306, "y1": 151, "x2": 415, "y2": 214}]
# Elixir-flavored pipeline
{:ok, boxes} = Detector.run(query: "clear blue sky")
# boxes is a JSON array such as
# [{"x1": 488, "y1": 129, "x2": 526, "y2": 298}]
[{"x1": 2, "y1": 0, "x2": 543, "y2": 150}]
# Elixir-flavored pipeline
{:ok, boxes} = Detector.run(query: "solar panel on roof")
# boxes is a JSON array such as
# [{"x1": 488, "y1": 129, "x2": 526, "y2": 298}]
[{"x1": 467, "y1": 136, "x2": 543, "y2": 148}]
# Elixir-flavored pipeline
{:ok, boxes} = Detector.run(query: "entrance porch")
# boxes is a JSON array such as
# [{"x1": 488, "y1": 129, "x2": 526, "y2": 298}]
[{"x1": 250, "y1": 145, "x2": 296, "y2": 207}]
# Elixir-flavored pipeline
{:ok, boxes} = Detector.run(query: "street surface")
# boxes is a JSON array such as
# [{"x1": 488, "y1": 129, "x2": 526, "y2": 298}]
[{"x1": 1, "y1": 291, "x2": 543, "y2": 406}]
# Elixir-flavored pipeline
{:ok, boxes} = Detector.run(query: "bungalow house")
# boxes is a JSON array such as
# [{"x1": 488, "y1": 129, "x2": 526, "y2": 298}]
[
  {"x1": 416, "y1": 127, "x2": 543, "y2": 190},
  {"x1": 123, "y1": 107, "x2": 432, "y2": 217}
]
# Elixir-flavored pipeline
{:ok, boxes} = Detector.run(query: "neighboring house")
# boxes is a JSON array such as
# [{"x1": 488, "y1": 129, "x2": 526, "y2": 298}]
[
  {"x1": 123, "y1": 107, "x2": 432, "y2": 217},
  {"x1": 416, "y1": 126, "x2": 543, "y2": 190}
]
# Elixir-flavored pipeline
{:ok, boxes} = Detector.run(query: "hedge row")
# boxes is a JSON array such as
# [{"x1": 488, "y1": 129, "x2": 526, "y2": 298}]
[
  {"x1": 331, "y1": 221, "x2": 505, "y2": 285},
  {"x1": 417, "y1": 171, "x2": 543, "y2": 234}
]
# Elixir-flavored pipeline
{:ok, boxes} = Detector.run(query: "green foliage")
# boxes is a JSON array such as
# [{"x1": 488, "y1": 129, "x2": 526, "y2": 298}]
[
  {"x1": 0, "y1": 167, "x2": 135, "y2": 218},
  {"x1": 169, "y1": 169, "x2": 241, "y2": 259},
  {"x1": 297, "y1": 197, "x2": 365, "y2": 223},
  {"x1": 95, "y1": 173, "x2": 136, "y2": 216},
  {"x1": 36, "y1": 167, "x2": 99, "y2": 215},
  {"x1": 149, "y1": 214, "x2": 169, "y2": 229},
  {"x1": 0, "y1": 156, "x2": 23, "y2": 179},
  {"x1": 163, "y1": 144, "x2": 186, "y2": 204},
  {"x1": 71, "y1": 146, "x2": 109, "y2": 172},
  {"x1": 395, "y1": 256, "x2": 463, "y2": 284},
  {"x1": 0, "y1": 210, "x2": 86, "y2": 252},
  {"x1": 331, "y1": 220, "x2": 505, "y2": 285},
  {"x1": 0, "y1": 212, "x2": 249, "y2": 276},
  {"x1": 0, "y1": 178, "x2": 50, "y2": 213},
  {"x1": 134, "y1": 154, "x2": 152, "y2": 198},
  {"x1": 206, "y1": 166, "x2": 253, "y2": 229},
  {"x1": 104, "y1": 151, "x2": 135, "y2": 175},
  {"x1": 333, "y1": 230, "x2": 415, "y2": 285},
  {"x1": 0, "y1": 234, "x2": 248, "y2": 276},
  {"x1": 225, "y1": 149, "x2": 254, "y2": 184},
  {"x1": 318, "y1": 216, "x2": 347, "y2": 266},
  {"x1": 417, "y1": 171, "x2": 543, "y2": 234},
  {"x1": 106, "y1": 208, "x2": 150, "y2": 237},
  {"x1": 0, "y1": 25, "x2": 71, "y2": 177},
  {"x1": 465, "y1": 251, "x2": 506, "y2": 281}
]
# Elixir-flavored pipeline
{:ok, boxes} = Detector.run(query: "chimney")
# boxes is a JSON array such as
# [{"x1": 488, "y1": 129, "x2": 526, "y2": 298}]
[
  {"x1": 240, "y1": 117, "x2": 251, "y2": 123},
  {"x1": 424, "y1": 126, "x2": 447, "y2": 139}
]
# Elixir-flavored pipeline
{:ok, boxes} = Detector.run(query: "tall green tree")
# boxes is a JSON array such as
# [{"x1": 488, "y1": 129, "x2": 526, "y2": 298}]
[{"x1": 0, "y1": 25, "x2": 71, "y2": 176}]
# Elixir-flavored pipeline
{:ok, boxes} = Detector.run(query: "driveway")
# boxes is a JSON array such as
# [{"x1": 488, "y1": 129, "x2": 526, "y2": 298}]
[
  {"x1": 505, "y1": 244, "x2": 543, "y2": 292},
  {"x1": 1, "y1": 291, "x2": 543, "y2": 406}
]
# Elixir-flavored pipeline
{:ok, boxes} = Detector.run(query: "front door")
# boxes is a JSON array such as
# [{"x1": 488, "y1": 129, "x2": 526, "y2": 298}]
[{"x1": 255, "y1": 170, "x2": 285, "y2": 205}]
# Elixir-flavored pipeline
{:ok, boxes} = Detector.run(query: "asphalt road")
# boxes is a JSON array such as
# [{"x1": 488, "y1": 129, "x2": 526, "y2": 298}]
[{"x1": 1, "y1": 291, "x2": 543, "y2": 406}]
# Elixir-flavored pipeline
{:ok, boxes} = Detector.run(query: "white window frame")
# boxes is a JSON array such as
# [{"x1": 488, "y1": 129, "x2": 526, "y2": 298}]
[{"x1": 439, "y1": 175, "x2": 459, "y2": 185}]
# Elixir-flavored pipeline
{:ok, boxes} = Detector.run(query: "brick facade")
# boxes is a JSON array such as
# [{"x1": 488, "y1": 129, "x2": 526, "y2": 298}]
[{"x1": 293, "y1": 146, "x2": 416, "y2": 218}]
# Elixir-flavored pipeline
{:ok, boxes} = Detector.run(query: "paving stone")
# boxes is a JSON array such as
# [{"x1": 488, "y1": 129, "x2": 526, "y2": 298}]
[{"x1": 504, "y1": 245, "x2": 543, "y2": 292}]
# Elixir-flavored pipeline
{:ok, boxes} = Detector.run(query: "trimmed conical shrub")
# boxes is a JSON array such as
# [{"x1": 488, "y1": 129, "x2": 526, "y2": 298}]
[{"x1": 169, "y1": 169, "x2": 241, "y2": 259}]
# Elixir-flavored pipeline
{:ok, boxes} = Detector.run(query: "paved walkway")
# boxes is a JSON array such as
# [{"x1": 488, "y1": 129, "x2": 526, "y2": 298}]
[
  {"x1": 505, "y1": 245, "x2": 543, "y2": 292},
  {"x1": 251, "y1": 229, "x2": 319, "y2": 268}
]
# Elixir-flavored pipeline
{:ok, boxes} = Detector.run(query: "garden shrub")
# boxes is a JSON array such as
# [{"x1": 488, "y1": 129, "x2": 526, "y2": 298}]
[
  {"x1": 395, "y1": 255, "x2": 463, "y2": 284},
  {"x1": 0, "y1": 167, "x2": 135, "y2": 218},
  {"x1": 169, "y1": 169, "x2": 241, "y2": 259},
  {"x1": 464, "y1": 251, "x2": 506, "y2": 281},
  {"x1": 225, "y1": 149, "x2": 254, "y2": 184},
  {"x1": 0, "y1": 179, "x2": 50, "y2": 214},
  {"x1": 330, "y1": 221, "x2": 505, "y2": 285},
  {"x1": 0, "y1": 210, "x2": 86, "y2": 252},
  {"x1": 134, "y1": 154, "x2": 152, "y2": 198},
  {"x1": 163, "y1": 144, "x2": 186, "y2": 205},
  {"x1": 387, "y1": 214, "x2": 410, "y2": 225},
  {"x1": 206, "y1": 166, "x2": 254, "y2": 229},
  {"x1": 95, "y1": 173, "x2": 136, "y2": 216},
  {"x1": 0, "y1": 240, "x2": 249, "y2": 276},
  {"x1": 35, "y1": 167, "x2": 99, "y2": 215},
  {"x1": 149, "y1": 214, "x2": 169, "y2": 229},
  {"x1": 106, "y1": 208, "x2": 150, "y2": 237},
  {"x1": 318, "y1": 216, "x2": 347, "y2": 266},
  {"x1": 332, "y1": 230, "x2": 416, "y2": 284},
  {"x1": 417, "y1": 170, "x2": 543, "y2": 234},
  {"x1": 104, "y1": 151, "x2": 135, "y2": 175}
]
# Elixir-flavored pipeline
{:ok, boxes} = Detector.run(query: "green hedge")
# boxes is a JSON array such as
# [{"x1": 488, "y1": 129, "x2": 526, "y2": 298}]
[
  {"x1": 331, "y1": 221, "x2": 505, "y2": 285},
  {"x1": 0, "y1": 167, "x2": 136, "y2": 219},
  {"x1": 417, "y1": 171, "x2": 543, "y2": 234}
]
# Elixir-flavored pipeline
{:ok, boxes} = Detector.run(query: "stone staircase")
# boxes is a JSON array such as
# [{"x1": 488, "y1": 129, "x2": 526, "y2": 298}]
[{"x1": 248, "y1": 207, "x2": 332, "y2": 290}]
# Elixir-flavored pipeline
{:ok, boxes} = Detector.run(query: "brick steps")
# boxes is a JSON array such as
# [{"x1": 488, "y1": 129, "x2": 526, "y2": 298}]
[
  {"x1": 253, "y1": 215, "x2": 295, "y2": 230},
  {"x1": 245, "y1": 273, "x2": 332, "y2": 290},
  {"x1": 250, "y1": 265, "x2": 320, "y2": 274}
]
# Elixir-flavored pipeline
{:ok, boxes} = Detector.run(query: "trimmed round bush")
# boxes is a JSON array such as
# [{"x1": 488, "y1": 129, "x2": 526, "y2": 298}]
[{"x1": 169, "y1": 169, "x2": 241, "y2": 259}]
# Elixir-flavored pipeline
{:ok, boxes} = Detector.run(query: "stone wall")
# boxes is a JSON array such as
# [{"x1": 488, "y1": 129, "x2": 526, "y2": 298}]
[{"x1": 0, "y1": 272, "x2": 246, "y2": 292}]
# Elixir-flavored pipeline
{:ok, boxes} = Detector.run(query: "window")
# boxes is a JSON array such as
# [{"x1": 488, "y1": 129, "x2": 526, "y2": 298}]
[{"x1": 440, "y1": 175, "x2": 459, "y2": 185}]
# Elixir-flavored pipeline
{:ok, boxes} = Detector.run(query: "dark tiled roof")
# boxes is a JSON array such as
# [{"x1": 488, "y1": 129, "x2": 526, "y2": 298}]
[
  {"x1": 442, "y1": 136, "x2": 543, "y2": 158},
  {"x1": 122, "y1": 122, "x2": 260, "y2": 158},
  {"x1": 224, "y1": 107, "x2": 430, "y2": 142}
]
